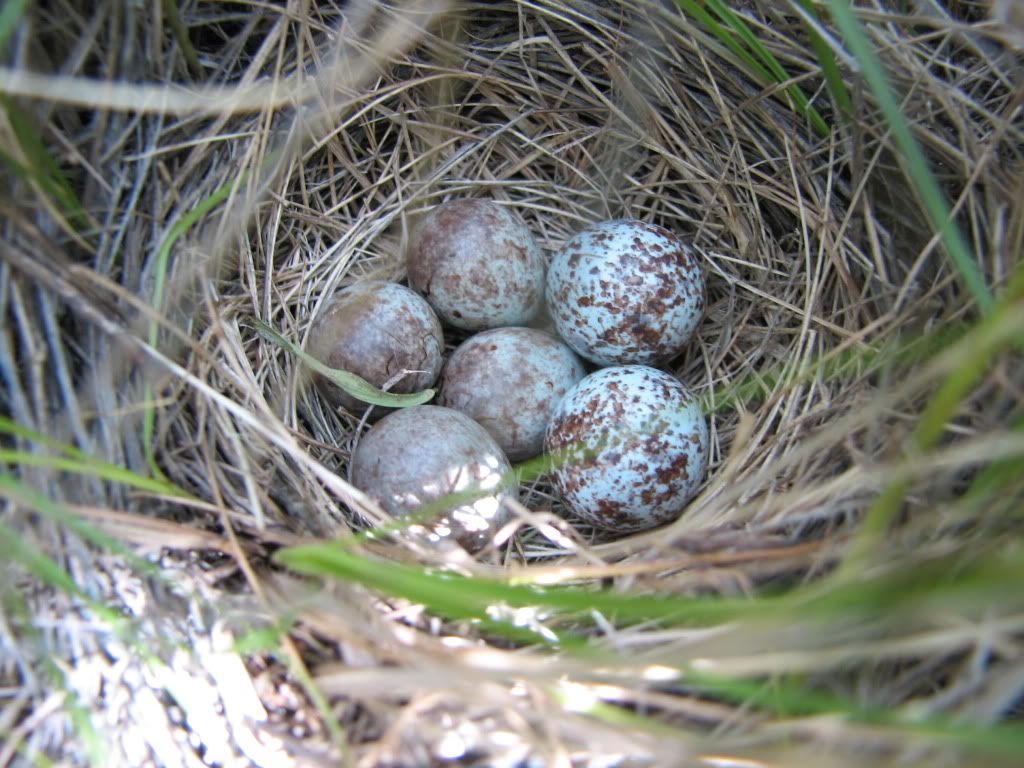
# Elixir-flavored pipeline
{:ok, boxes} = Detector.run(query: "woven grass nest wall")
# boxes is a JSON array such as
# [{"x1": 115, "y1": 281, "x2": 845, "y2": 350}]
[{"x1": 2, "y1": 1, "x2": 1023, "y2": 765}]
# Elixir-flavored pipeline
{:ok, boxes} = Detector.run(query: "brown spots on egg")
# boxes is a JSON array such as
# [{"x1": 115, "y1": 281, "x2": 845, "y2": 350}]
[
  {"x1": 439, "y1": 327, "x2": 585, "y2": 462},
  {"x1": 306, "y1": 281, "x2": 444, "y2": 416},
  {"x1": 546, "y1": 220, "x2": 706, "y2": 366},
  {"x1": 545, "y1": 365, "x2": 709, "y2": 534},
  {"x1": 407, "y1": 198, "x2": 546, "y2": 331}
]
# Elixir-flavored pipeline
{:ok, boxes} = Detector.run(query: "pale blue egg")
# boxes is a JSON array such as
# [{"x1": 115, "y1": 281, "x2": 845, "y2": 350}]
[
  {"x1": 307, "y1": 281, "x2": 444, "y2": 415},
  {"x1": 546, "y1": 219, "x2": 705, "y2": 366},
  {"x1": 439, "y1": 327, "x2": 586, "y2": 461},
  {"x1": 351, "y1": 405, "x2": 518, "y2": 551},
  {"x1": 408, "y1": 199, "x2": 545, "y2": 331},
  {"x1": 545, "y1": 366, "x2": 709, "y2": 533}
]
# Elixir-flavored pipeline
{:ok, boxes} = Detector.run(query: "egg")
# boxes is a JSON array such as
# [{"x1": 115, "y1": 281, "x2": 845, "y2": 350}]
[
  {"x1": 350, "y1": 405, "x2": 518, "y2": 551},
  {"x1": 438, "y1": 327, "x2": 586, "y2": 462},
  {"x1": 407, "y1": 198, "x2": 546, "y2": 330},
  {"x1": 546, "y1": 219, "x2": 705, "y2": 366},
  {"x1": 544, "y1": 365, "x2": 708, "y2": 533},
  {"x1": 306, "y1": 281, "x2": 444, "y2": 415}
]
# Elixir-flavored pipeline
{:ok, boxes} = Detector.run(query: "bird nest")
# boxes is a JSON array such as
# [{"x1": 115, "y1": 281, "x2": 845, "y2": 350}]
[{"x1": 2, "y1": 1, "x2": 1022, "y2": 766}]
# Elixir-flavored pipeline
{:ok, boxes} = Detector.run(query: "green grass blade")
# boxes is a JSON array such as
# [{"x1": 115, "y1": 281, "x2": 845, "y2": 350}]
[
  {"x1": 0, "y1": 448, "x2": 188, "y2": 497},
  {"x1": 64, "y1": 687, "x2": 108, "y2": 768},
  {"x1": 0, "y1": 95, "x2": 96, "y2": 247},
  {"x1": 673, "y1": 0, "x2": 829, "y2": 135},
  {"x1": 0, "y1": 0, "x2": 30, "y2": 54},
  {"x1": 0, "y1": 413, "x2": 190, "y2": 498},
  {"x1": 704, "y1": 0, "x2": 829, "y2": 136},
  {"x1": 687, "y1": 671, "x2": 1024, "y2": 759},
  {"x1": 0, "y1": 506, "x2": 129, "y2": 634},
  {"x1": 549, "y1": 682, "x2": 684, "y2": 737},
  {"x1": 252, "y1": 318, "x2": 436, "y2": 408},
  {"x1": 232, "y1": 618, "x2": 296, "y2": 655},
  {"x1": 909, "y1": 272, "x2": 1023, "y2": 448},
  {"x1": 277, "y1": 541, "x2": 1024, "y2": 757},
  {"x1": 277, "y1": 542, "x2": 586, "y2": 646},
  {"x1": 142, "y1": 151, "x2": 283, "y2": 476},
  {"x1": 0, "y1": 516, "x2": 89, "y2": 600},
  {"x1": 280, "y1": 533, "x2": 1024, "y2": 630},
  {"x1": 793, "y1": 0, "x2": 853, "y2": 122},
  {"x1": 824, "y1": 0, "x2": 994, "y2": 312},
  {"x1": 555, "y1": 666, "x2": 1024, "y2": 758},
  {"x1": 0, "y1": 473, "x2": 167, "y2": 582},
  {"x1": 280, "y1": 645, "x2": 351, "y2": 751},
  {"x1": 840, "y1": 266, "x2": 1024, "y2": 576},
  {"x1": 672, "y1": 0, "x2": 765, "y2": 75},
  {"x1": 142, "y1": 173, "x2": 244, "y2": 476},
  {"x1": 0, "y1": 414, "x2": 98, "y2": 459},
  {"x1": 159, "y1": 0, "x2": 202, "y2": 77},
  {"x1": 963, "y1": 413, "x2": 1024, "y2": 507},
  {"x1": 275, "y1": 541, "x2": 760, "y2": 628}
]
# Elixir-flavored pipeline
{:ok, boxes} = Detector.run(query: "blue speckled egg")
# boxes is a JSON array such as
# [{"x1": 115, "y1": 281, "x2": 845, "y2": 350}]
[
  {"x1": 546, "y1": 219, "x2": 705, "y2": 366},
  {"x1": 408, "y1": 199, "x2": 546, "y2": 331},
  {"x1": 351, "y1": 405, "x2": 518, "y2": 551},
  {"x1": 544, "y1": 366, "x2": 709, "y2": 533},
  {"x1": 439, "y1": 327, "x2": 586, "y2": 462}
]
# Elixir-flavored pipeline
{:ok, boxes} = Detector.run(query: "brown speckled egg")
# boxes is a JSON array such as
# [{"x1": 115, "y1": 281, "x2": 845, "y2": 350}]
[
  {"x1": 544, "y1": 365, "x2": 709, "y2": 534},
  {"x1": 407, "y1": 199, "x2": 545, "y2": 330},
  {"x1": 351, "y1": 405, "x2": 518, "y2": 551},
  {"x1": 306, "y1": 281, "x2": 444, "y2": 414},
  {"x1": 439, "y1": 327, "x2": 586, "y2": 462},
  {"x1": 546, "y1": 219, "x2": 705, "y2": 366}
]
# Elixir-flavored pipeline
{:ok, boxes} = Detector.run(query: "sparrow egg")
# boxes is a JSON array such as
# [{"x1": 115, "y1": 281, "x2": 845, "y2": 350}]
[
  {"x1": 439, "y1": 327, "x2": 586, "y2": 461},
  {"x1": 546, "y1": 219, "x2": 705, "y2": 366},
  {"x1": 408, "y1": 199, "x2": 546, "y2": 330},
  {"x1": 544, "y1": 365, "x2": 709, "y2": 533},
  {"x1": 306, "y1": 281, "x2": 444, "y2": 415},
  {"x1": 351, "y1": 405, "x2": 518, "y2": 551}
]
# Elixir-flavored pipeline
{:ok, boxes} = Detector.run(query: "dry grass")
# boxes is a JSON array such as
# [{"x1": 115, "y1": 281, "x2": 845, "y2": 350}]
[{"x1": 1, "y1": 0, "x2": 1022, "y2": 765}]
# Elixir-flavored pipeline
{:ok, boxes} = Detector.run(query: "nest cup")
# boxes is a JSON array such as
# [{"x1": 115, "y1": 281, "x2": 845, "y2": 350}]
[{"x1": 204, "y1": 1, "x2": 895, "y2": 543}]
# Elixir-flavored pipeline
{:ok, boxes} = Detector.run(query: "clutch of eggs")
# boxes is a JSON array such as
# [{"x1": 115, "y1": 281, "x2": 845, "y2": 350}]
[{"x1": 305, "y1": 199, "x2": 711, "y2": 545}]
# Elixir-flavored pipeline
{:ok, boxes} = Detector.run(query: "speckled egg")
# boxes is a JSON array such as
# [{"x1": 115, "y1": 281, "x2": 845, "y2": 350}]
[
  {"x1": 544, "y1": 365, "x2": 709, "y2": 533},
  {"x1": 439, "y1": 327, "x2": 586, "y2": 462},
  {"x1": 307, "y1": 281, "x2": 444, "y2": 414},
  {"x1": 546, "y1": 219, "x2": 705, "y2": 366},
  {"x1": 407, "y1": 199, "x2": 546, "y2": 331},
  {"x1": 350, "y1": 405, "x2": 518, "y2": 551}
]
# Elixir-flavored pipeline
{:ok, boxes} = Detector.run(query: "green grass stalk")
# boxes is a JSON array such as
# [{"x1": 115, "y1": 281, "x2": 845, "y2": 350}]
[
  {"x1": 824, "y1": 0, "x2": 994, "y2": 311},
  {"x1": 839, "y1": 265, "x2": 1023, "y2": 577}
]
